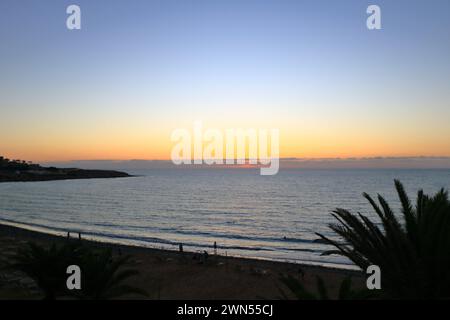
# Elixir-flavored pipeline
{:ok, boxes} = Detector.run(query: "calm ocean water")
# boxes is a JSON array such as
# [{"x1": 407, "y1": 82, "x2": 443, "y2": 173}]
[{"x1": 1, "y1": 168, "x2": 449, "y2": 269}]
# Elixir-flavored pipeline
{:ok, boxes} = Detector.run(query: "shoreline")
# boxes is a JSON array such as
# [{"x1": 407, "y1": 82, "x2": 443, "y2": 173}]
[
  {"x1": 0, "y1": 223, "x2": 363, "y2": 299},
  {"x1": 0, "y1": 218, "x2": 355, "y2": 270}
]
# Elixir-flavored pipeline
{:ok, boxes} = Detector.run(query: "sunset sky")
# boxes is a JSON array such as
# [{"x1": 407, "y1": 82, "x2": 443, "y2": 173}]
[{"x1": 1, "y1": 0, "x2": 450, "y2": 162}]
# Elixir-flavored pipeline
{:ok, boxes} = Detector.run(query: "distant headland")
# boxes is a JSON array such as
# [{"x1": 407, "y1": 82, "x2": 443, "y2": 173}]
[{"x1": 0, "y1": 156, "x2": 131, "y2": 182}]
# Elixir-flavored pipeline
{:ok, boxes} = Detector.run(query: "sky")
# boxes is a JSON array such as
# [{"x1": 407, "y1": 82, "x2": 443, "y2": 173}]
[{"x1": 1, "y1": 0, "x2": 450, "y2": 162}]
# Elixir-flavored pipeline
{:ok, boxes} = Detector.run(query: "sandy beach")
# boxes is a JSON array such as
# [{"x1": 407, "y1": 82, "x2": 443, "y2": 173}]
[{"x1": 0, "y1": 223, "x2": 363, "y2": 300}]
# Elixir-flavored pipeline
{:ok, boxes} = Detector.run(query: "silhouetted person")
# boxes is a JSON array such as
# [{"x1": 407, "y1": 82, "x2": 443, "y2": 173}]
[
  {"x1": 214, "y1": 241, "x2": 217, "y2": 255},
  {"x1": 78, "y1": 232, "x2": 81, "y2": 240},
  {"x1": 179, "y1": 243, "x2": 183, "y2": 253},
  {"x1": 298, "y1": 267, "x2": 305, "y2": 279}
]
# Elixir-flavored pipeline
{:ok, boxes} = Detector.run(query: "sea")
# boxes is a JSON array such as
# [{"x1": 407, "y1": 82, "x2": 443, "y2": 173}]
[{"x1": 1, "y1": 168, "x2": 449, "y2": 269}]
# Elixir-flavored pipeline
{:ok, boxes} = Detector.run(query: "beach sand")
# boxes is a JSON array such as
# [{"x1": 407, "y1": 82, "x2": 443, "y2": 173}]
[{"x1": 0, "y1": 223, "x2": 363, "y2": 300}]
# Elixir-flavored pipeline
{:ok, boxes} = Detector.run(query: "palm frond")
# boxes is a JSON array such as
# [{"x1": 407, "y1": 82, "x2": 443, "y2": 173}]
[{"x1": 316, "y1": 180, "x2": 450, "y2": 299}]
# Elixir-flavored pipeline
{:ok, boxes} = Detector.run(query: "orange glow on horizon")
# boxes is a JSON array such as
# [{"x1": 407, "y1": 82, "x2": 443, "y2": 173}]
[{"x1": 2, "y1": 116, "x2": 450, "y2": 163}]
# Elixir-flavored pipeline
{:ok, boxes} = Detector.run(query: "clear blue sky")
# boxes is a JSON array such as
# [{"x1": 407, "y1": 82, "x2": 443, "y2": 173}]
[{"x1": 1, "y1": 0, "x2": 450, "y2": 161}]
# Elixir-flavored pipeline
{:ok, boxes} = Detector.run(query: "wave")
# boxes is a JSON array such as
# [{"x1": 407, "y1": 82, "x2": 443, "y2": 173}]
[
  {"x1": 0, "y1": 217, "x2": 323, "y2": 254},
  {"x1": 82, "y1": 221, "x2": 321, "y2": 245}
]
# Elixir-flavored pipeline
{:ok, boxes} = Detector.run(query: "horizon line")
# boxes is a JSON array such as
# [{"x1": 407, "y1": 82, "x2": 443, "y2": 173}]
[{"x1": 42, "y1": 156, "x2": 450, "y2": 163}]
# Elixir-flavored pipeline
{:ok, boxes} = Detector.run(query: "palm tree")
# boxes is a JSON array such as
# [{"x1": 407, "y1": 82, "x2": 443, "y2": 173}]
[
  {"x1": 11, "y1": 242, "x2": 147, "y2": 299},
  {"x1": 316, "y1": 180, "x2": 450, "y2": 299},
  {"x1": 73, "y1": 248, "x2": 147, "y2": 299},
  {"x1": 10, "y1": 242, "x2": 83, "y2": 299}
]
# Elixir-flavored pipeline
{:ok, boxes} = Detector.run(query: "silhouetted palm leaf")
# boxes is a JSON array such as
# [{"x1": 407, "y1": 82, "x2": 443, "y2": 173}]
[
  {"x1": 74, "y1": 248, "x2": 147, "y2": 299},
  {"x1": 317, "y1": 180, "x2": 450, "y2": 299},
  {"x1": 9, "y1": 242, "x2": 83, "y2": 299},
  {"x1": 10, "y1": 242, "x2": 147, "y2": 300}
]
